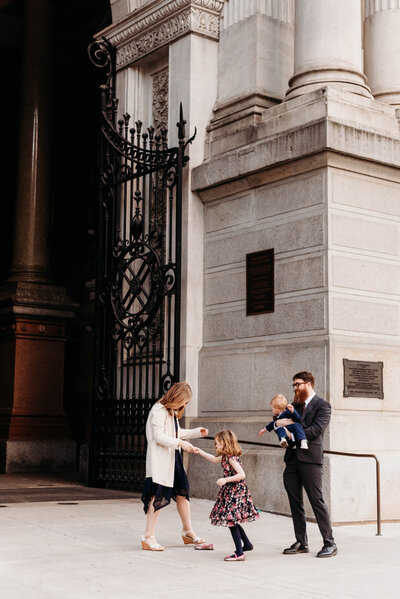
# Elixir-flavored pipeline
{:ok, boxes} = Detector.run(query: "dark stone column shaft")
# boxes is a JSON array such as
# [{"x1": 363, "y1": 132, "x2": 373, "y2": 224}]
[{"x1": 10, "y1": 0, "x2": 52, "y2": 282}]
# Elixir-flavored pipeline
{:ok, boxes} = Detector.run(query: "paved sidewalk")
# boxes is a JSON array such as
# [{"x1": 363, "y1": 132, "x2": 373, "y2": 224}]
[{"x1": 0, "y1": 479, "x2": 398, "y2": 599}]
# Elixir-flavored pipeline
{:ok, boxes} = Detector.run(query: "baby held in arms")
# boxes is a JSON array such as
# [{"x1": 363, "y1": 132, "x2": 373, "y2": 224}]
[{"x1": 259, "y1": 394, "x2": 308, "y2": 449}]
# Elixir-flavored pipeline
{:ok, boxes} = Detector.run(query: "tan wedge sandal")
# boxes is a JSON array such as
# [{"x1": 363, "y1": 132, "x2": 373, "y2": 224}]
[
  {"x1": 141, "y1": 535, "x2": 164, "y2": 551},
  {"x1": 181, "y1": 529, "x2": 206, "y2": 545}
]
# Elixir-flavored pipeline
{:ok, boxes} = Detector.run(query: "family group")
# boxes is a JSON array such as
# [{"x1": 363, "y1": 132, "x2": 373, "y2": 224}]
[{"x1": 141, "y1": 371, "x2": 337, "y2": 561}]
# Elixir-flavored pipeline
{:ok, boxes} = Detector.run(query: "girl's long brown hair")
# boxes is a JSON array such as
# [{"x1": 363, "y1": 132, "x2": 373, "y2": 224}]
[
  {"x1": 159, "y1": 382, "x2": 192, "y2": 419},
  {"x1": 214, "y1": 429, "x2": 242, "y2": 457}
]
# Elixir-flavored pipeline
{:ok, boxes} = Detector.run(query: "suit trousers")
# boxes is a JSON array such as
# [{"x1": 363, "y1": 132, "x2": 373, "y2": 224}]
[{"x1": 283, "y1": 453, "x2": 334, "y2": 546}]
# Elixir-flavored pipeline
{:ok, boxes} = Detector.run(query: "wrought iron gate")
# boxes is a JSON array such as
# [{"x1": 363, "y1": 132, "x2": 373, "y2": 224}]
[{"x1": 88, "y1": 39, "x2": 194, "y2": 489}]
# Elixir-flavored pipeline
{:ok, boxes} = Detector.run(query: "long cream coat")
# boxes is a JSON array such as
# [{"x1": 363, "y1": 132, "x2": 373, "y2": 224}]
[{"x1": 145, "y1": 401, "x2": 203, "y2": 487}]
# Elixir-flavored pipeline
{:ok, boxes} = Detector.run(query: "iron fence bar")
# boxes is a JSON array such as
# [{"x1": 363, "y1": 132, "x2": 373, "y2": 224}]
[
  {"x1": 203, "y1": 436, "x2": 382, "y2": 536},
  {"x1": 173, "y1": 104, "x2": 185, "y2": 383}
]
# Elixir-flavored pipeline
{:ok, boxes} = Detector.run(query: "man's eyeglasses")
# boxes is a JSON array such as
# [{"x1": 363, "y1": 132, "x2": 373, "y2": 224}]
[{"x1": 292, "y1": 382, "x2": 305, "y2": 389}]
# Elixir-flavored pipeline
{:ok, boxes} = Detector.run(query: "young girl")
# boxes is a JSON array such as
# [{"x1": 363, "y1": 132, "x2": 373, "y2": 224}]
[{"x1": 195, "y1": 429, "x2": 259, "y2": 561}]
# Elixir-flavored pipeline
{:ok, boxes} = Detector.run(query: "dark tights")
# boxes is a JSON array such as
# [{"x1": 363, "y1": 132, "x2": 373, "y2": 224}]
[{"x1": 228, "y1": 524, "x2": 253, "y2": 557}]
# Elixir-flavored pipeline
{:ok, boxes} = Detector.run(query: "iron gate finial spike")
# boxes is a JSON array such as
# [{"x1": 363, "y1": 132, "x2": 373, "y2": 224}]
[{"x1": 177, "y1": 102, "x2": 186, "y2": 142}]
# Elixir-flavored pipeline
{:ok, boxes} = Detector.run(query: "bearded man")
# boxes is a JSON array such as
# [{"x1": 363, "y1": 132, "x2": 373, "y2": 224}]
[{"x1": 275, "y1": 370, "x2": 337, "y2": 558}]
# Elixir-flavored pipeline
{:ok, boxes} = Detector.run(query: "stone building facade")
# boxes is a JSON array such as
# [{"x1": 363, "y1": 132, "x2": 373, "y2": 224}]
[
  {"x1": 1, "y1": 0, "x2": 399, "y2": 524},
  {"x1": 101, "y1": 0, "x2": 400, "y2": 523}
]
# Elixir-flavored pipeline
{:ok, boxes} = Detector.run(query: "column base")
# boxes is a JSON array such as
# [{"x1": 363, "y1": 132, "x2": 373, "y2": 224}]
[
  {"x1": 0, "y1": 439, "x2": 77, "y2": 473},
  {"x1": 285, "y1": 68, "x2": 373, "y2": 101},
  {"x1": 205, "y1": 90, "x2": 279, "y2": 157},
  {"x1": 0, "y1": 280, "x2": 77, "y2": 472},
  {"x1": 373, "y1": 90, "x2": 400, "y2": 108},
  {"x1": 0, "y1": 414, "x2": 73, "y2": 441}
]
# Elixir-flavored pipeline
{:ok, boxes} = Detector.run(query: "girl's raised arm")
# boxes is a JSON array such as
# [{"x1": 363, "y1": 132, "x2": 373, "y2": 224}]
[{"x1": 195, "y1": 448, "x2": 222, "y2": 463}]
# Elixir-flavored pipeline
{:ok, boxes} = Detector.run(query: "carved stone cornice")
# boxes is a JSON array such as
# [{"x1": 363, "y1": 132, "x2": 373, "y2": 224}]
[{"x1": 96, "y1": 0, "x2": 225, "y2": 69}]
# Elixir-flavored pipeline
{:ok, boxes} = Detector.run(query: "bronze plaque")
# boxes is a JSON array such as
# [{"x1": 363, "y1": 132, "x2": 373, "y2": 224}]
[
  {"x1": 246, "y1": 249, "x2": 274, "y2": 316},
  {"x1": 343, "y1": 359, "x2": 384, "y2": 399}
]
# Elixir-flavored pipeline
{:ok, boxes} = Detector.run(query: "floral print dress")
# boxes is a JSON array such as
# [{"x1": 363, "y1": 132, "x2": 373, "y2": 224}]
[{"x1": 209, "y1": 455, "x2": 259, "y2": 527}]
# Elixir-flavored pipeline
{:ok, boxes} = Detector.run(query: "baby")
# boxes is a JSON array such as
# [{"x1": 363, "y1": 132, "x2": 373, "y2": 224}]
[{"x1": 258, "y1": 394, "x2": 308, "y2": 449}]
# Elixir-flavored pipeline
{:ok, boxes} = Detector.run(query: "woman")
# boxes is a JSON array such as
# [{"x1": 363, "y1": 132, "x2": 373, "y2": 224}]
[{"x1": 141, "y1": 381, "x2": 208, "y2": 551}]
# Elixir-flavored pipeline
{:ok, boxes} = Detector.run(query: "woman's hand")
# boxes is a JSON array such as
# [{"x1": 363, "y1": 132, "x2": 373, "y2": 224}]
[
  {"x1": 179, "y1": 440, "x2": 195, "y2": 453},
  {"x1": 287, "y1": 404, "x2": 294, "y2": 413},
  {"x1": 200, "y1": 427, "x2": 208, "y2": 437},
  {"x1": 216, "y1": 478, "x2": 226, "y2": 487},
  {"x1": 258, "y1": 428, "x2": 266, "y2": 437}
]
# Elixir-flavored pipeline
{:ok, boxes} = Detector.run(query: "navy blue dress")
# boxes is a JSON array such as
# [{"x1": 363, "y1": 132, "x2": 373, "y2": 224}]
[{"x1": 141, "y1": 415, "x2": 190, "y2": 513}]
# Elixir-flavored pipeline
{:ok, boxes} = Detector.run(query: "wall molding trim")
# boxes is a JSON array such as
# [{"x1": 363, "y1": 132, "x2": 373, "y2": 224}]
[{"x1": 96, "y1": 0, "x2": 224, "y2": 69}]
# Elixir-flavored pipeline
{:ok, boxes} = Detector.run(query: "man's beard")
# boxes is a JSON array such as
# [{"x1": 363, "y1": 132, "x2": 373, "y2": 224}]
[{"x1": 293, "y1": 387, "x2": 309, "y2": 406}]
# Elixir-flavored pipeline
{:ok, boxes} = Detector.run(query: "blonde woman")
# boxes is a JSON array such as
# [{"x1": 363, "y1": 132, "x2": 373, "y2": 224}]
[{"x1": 141, "y1": 382, "x2": 208, "y2": 551}]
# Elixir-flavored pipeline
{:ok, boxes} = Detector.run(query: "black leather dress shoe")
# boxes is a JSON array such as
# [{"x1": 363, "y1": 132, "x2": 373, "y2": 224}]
[
  {"x1": 316, "y1": 543, "x2": 338, "y2": 558},
  {"x1": 283, "y1": 541, "x2": 309, "y2": 554}
]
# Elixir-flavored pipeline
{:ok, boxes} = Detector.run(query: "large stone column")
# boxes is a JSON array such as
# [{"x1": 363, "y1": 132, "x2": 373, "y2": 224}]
[
  {"x1": 9, "y1": 0, "x2": 51, "y2": 284},
  {"x1": 364, "y1": 0, "x2": 400, "y2": 107},
  {"x1": 286, "y1": 0, "x2": 371, "y2": 100},
  {"x1": 218, "y1": 0, "x2": 294, "y2": 105},
  {"x1": 207, "y1": 0, "x2": 294, "y2": 149},
  {"x1": 0, "y1": 0, "x2": 76, "y2": 472}
]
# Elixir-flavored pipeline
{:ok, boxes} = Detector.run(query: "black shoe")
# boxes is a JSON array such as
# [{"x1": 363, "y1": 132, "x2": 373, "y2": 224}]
[
  {"x1": 316, "y1": 543, "x2": 337, "y2": 558},
  {"x1": 283, "y1": 541, "x2": 309, "y2": 554},
  {"x1": 242, "y1": 543, "x2": 253, "y2": 552}
]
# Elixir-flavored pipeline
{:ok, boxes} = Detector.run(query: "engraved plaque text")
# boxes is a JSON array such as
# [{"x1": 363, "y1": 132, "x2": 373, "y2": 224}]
[{"x1": 343, "y1": 359, "x2": 384, "y2": 399}]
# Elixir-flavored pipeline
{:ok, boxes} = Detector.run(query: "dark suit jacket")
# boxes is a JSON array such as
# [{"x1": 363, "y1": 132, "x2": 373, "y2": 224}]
[{"x1": 283, "y1": 395, "x2": 331, "y2": 465}]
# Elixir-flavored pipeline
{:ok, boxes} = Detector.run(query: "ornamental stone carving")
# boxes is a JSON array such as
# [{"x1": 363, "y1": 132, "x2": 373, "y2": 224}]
[
  {"x1": 152, "y1": 68, "x2": 168, "y2": 130},
  {"x1": 97, "y1": 0, "x2": 224, "y2": 69}
]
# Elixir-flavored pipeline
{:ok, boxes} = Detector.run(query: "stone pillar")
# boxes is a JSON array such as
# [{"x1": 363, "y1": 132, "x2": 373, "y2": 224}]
[
  {"x1": 364, "y1": 0, "x2": 400, "y2": 107},
  {"x1": 208, "y1": 0, "x2": 294, "y2": 141},
  {"x1": 0, "y1": 0, "x2": 76, "y2": 472},
  {"x1": 9, "y1": 0, "x2": 51, "y2": 283},
  {"x1": 168, "y1": 33, "x2": 219, "y2": 419},
  {"x1": 286, "y1": 0, "x2": 371, "y2": 100}
]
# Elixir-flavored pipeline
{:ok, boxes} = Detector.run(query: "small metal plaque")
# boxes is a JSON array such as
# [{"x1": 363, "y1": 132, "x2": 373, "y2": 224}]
[
  {"x1": 246, "y1": 249, "x2": 274, "y2": 316},
  {"x1": 343, "y1": 359, "x2": 384, "y2": 399}
]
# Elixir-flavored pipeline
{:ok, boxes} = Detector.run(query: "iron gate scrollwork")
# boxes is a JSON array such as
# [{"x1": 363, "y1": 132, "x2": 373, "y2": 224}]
[{"x1": 88, "y1": 39, "x2": 195, "y2": 488}]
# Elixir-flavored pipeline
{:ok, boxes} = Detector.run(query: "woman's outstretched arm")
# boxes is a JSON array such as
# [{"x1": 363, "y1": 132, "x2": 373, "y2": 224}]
[{"x1": 180, "y1": 426, "x2": 209, "y2": 440}]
